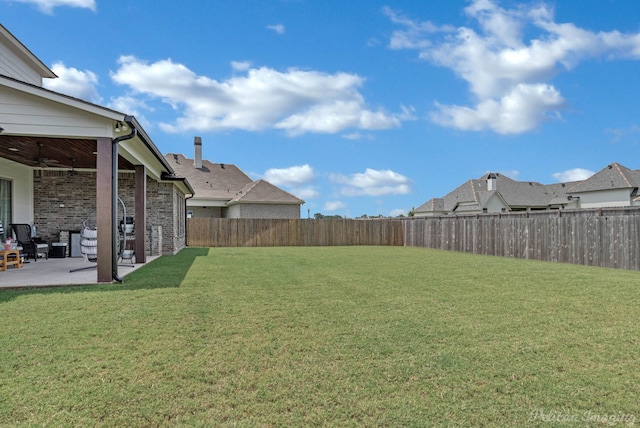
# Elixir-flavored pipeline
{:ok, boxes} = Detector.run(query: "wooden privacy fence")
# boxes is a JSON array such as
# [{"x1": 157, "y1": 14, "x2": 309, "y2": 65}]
[
  {"x1": 187, "y1": 209, "x2": 640, "y2": 270},
  {"x1": 187, "y1": 218, "x2": 404, "y2": 247},
  {"x1": 403, "y1": 208, "x2": 640, "y2": 270}
]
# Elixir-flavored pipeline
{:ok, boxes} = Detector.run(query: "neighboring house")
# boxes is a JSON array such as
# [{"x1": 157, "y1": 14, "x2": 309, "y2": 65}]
[
  {"x1": 566, "y1": 162, "x2": 640, "y2": 209},
  {"x1": 0, "y1": 24, "x2": 193, "y2": 283},
  {"x1": 414, "y1": 162, "x2": 640, "y2": 217},
  {"x1": 165, "y1": 138, "x2": 304, "y2": 219}
]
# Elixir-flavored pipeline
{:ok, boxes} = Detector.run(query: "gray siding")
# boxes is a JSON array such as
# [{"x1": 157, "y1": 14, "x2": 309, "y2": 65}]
[{"x1": 226, "y1": 203, "x2": 300, "y2": 219}]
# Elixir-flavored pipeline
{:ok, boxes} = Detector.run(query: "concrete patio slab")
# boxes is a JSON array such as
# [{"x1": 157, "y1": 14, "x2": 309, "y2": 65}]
[{"x1": 0, "y1": 256, "x2": 158, "y2": 289}]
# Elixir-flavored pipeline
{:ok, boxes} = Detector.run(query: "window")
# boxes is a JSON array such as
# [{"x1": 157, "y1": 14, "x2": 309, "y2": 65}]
[{"x1": 0, "y1": 178, "x2": 11, "y2": 240}]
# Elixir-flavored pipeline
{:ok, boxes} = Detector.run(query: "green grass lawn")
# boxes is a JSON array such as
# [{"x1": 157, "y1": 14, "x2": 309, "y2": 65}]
[{"x1": 1, "y1": 247, "x2": 639, "y2": 426}]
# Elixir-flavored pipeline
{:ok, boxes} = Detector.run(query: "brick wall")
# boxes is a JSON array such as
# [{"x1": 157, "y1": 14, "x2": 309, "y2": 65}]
[
  {"x1": 145, "y1": 178, "x2": 186, "y2": 255},
  {"x1": 33, "y1": 170, "x2": 185, "y2": 256},
  {"x1": 33, "y1": 170, "x2": 101, "y2": 242}
]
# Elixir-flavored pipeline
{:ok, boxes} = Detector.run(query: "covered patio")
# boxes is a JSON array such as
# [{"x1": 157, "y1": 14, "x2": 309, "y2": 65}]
[{"x1": 0, "y1": 24, "x2": 193, "y2": 286}]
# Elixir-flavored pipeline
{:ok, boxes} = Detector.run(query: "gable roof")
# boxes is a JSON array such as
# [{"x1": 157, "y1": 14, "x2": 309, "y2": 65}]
[
  {"x1": 416, "y1": 172, "x2": 580, "y2": 214},
  {"x1": 491, "y1": 174, "x2": 555, "y2": 207},
  {"x1": 545, "y1": 181, "x2": 581, "y2": 205},
  {"x1": 568, "y1": 162, "x2": 640, "y2": 193},
  {"x1": 0, "y1": 24, "x2": 56, "y2": 84},
  {"x1": 227, "y1": 179, "x2": 304, "y2": 205},
  {"x1": 164, "y1": 153, "x2": 253, "y2": 201},
  {"x1": 0, "y1": 75, "x2": 186, "y2": 187},
  {"x1": 440, "y1": 173, "x2": 553, "y2": 212},
  {"x1": 416, "y1": 162, "x2": 640, "y2": 216},
  {"x1": 0, "y1": 24, "x2": 188, "y2": 192}
]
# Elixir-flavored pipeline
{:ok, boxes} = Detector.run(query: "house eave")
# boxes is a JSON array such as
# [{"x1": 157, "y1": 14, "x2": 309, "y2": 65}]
[
  {"x1": 0, "y1": 74, "x2": 123, "y2": 123},
  {"x1": 226, "y1": 200, "x2": 304, "y2": 207},
  {"x1": 160, "y1": 171, "x2": 195, "y2": 195},
  {"x1": 0, "y1": 24, "x2": 56, "y2": 79},
  {"x1": 127, "y1": 116, "x2": 176, "y2": 176},
  {"x1": 568, "y1": 187, "x2": 634, "y2": 195},
  {"x1": 187, "y1": 198, "x2": 230, "y2": 207}
]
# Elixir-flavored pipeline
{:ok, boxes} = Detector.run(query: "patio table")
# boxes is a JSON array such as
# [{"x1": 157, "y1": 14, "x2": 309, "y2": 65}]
[{"x1": 0, "y1": 249, "x2": 24, "y2": 271}]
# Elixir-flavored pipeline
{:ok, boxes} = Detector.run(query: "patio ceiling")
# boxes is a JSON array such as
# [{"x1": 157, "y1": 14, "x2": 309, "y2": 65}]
[{"x1": 0, "y1": 135, "x2": 134, "y2": 170}]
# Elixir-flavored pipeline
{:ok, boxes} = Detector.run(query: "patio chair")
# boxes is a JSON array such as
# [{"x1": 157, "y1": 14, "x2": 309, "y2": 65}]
[
  {"x1": 80, "y1": 221, "x2": 98, "y2": 263},
  {"x1": 10, "y1": 224, "x2": 49, "y2": 261},
  {"x1": 70, "y1": 220, "x2": 98, "y2": 273}
]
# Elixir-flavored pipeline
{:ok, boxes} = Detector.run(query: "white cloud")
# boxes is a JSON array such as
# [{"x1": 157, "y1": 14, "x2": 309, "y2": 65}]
[
  {"x1": 330, "y1": 168, "x2": 412, "y2": 197},
  {"x1": 274, "y1": 100, "x2": 400, "y2": 136},
  {"x1": 263, "y1": 165, "x2": 318, "y2": 201},
  {"x1": 43, "y1": 62, "x2": 102, "y2": 103},
  {"x1": 325, "y1": 200, "x2": 347, "y2": 212},
  {"x1": 430, "y1": 83, "x2": 566, "y2": 134},
  {"x1": 231, "y1": 61, "x2": 251, "y2": 71},
  {"x1": 341, "y1": 132, "x2": 374, "y2": 140},
  {"x1": 108, "y1": 95, "x2": 155, "y2": 130},
  {"x1": 293, "y1": 187, "x2": 320, "y2": 200},
  {"x1": 605, "y1": 125, "x2": 640, "y2": 143},
  {"x1": 7, "y1": 0, "x2": 95, "y2": 13},
  {"x1": 264, "y1": 164, "x2": 314, "y2": 187},
  {"x1": 108, "y1": 95, "x2": 153, "y2": 115},
  {"x1": 383, "y1": 6, "x2": 454, "y2": 50},
  {"x1": 110, "y1": 56, "x2": 404, "y2": 135},
  {"x1": 387, "y1": 0, "x2": 640, "y2": 134},
  {"x1": 267, "y1": 24, "x2": 285, "y2": 35},
  {"x1": 552, "y1": 168, "x2": 595, "y2": 182}
]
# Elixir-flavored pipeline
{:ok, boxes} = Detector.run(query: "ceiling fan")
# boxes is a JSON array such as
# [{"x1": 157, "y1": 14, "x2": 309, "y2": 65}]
[{"x1": 33, "y1": 142, "x2": 63, "y2": 168}]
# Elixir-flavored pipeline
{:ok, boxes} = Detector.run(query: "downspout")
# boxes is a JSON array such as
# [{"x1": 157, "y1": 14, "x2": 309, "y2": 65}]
[
  {"x1": 111, "y1": 119, "x2": 137, "y2": 282},
  {"x1": 184, "y1": 193, "x2": 194, "y2": 247}
]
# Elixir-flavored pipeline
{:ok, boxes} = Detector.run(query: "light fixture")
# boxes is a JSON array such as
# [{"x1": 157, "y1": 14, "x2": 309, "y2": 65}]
[{"x1": 114, "y1": 121, "x2": 129, "y2": 133}]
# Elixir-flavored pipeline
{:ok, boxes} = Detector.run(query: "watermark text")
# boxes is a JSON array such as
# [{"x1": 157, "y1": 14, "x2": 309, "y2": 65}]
[{"x1": 529, "y1": 408, "x2": 636, "y2": 426}]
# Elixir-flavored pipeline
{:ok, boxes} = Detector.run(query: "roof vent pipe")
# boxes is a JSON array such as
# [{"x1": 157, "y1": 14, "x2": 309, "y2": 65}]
[{"x1": 194, "y1": 136, "x2": 202, "y2": 169}]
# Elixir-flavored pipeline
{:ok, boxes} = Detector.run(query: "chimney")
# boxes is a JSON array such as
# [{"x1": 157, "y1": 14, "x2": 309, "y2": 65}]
[
  {"x1": 194, "y1": 136, "x2": 202, "y2": 169},
  {"x1": 487, "y1": 173, "x2": 497, "y2": 191}
]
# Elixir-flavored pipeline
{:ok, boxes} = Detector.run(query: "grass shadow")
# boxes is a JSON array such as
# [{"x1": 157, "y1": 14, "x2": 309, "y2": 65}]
[
  {"x1": 0, "y1": 247, "x2": 210, "y2": 303},
  {"x1": 119, "y1": 247, "x2": 210, "y2": 290}
]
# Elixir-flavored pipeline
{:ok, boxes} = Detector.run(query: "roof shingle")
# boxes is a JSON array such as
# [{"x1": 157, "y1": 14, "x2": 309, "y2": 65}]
[
  {"x1": 568, "y1": 162, "x2": 640, "y2": 193},
  {"x1": 165, "y1": 153, "x2": 253, "y2": 200},
  {"x1": 227, "y1": 179, "x2": 304, "y2": 205}
]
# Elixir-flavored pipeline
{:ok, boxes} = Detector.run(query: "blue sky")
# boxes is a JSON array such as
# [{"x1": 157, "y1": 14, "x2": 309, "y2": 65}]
[{"x1": 2, "y1": 0, "x2": 640, "y2": 217}]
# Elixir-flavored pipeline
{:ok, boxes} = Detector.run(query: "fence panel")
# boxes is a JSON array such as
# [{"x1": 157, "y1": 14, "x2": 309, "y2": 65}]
[
  {"x1": 403, "y1": 208, "x2": 640, "y2": 271},
  {"x1": 187, "y1": 218, "x2": 404, "y2": 248}
]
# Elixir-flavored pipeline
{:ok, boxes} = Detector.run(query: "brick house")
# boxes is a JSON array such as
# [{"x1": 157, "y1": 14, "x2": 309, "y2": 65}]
[
  {"x1": 0, "y1": 24, "x2": 193, "y2": 283},
  {"x1": 165, "y1": 137, "x2": 304, "y2": 219}
]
